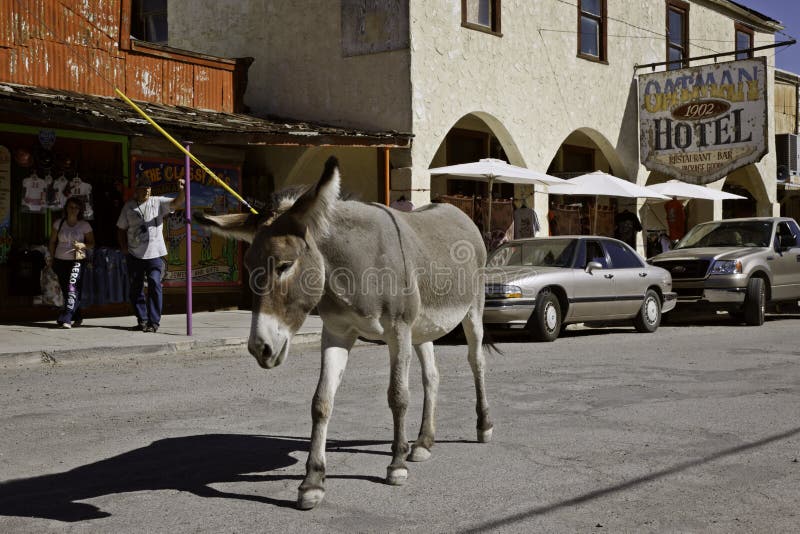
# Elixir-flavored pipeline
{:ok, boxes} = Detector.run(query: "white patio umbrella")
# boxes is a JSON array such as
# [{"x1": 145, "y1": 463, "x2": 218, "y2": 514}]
[
  {"x1": 546, "y1": 171, "x2": 669, "y2": 234},
  {"x1": 644, "y1": 179, "x2": 747, "y2": 201},
  {"x1": 429, "y1": 158, "x2": 567, "y2": 232}
]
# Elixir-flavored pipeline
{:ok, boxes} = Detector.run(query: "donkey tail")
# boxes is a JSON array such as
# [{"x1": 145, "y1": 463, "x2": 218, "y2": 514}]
[{"x1": 482, "y1": 328, "x2": 503, "y2": 356}]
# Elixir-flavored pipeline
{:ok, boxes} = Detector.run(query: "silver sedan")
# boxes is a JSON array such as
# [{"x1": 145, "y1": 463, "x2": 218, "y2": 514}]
[{"x1": 484, "y1": 236, "x2": 677, "y2": 341}]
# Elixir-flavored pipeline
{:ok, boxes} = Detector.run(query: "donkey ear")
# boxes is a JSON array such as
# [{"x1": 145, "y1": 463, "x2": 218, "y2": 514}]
[
  {"x1": 285, "y1": 156, "x2": 340, "y2": 236},
  {"x1": 193, "y1": 212, "x2": 260, "y2": 243}
]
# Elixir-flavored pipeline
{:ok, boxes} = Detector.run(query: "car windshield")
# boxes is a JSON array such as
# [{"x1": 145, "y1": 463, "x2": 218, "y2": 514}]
[
  {"x1": 488, "y1": 239, "x2": 577, "y2": 267},
  {"x1": 674, "y1": 221, "x2": 773, "y2": 249}
]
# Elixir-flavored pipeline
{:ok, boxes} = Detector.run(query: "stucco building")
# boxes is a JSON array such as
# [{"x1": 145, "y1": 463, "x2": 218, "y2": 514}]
[{"x1": 170, "y1": 0, "x2": 789, "y2": 248}]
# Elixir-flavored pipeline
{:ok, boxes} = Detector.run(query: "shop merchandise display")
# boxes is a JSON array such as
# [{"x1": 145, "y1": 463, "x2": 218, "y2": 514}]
[
  {"x1": 83, "y1": 247, "x2": 128, "y2": 306},
  {"x1": 67, "y1": 175, "x2": 94, "y2": 219},
  {"x1": 21, "y1": 171, "x2": 47, "y2": 212},
  {"x1": 513, "y1": 203, "x2": 540, "y2": 239},
  {"x1": 40, "y1": 262, "x2": 64, "y2": 307},
  {"x1": 45, "y1": 173, "x2": 69, "y2": 209}
]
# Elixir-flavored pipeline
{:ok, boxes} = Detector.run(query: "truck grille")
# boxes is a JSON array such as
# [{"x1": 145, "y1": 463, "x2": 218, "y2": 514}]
[{"x1": 652, "y1": 260, "x2": 710, "y2": 279}]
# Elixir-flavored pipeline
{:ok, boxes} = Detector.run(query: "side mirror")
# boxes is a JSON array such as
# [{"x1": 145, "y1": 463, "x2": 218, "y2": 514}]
[{"x1": 585, "y1": 261, "x2": 603, "y2": 273}]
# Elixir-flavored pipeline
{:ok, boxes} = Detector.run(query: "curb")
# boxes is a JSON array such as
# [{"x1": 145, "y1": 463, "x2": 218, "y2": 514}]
[{"x1": 1, "y1": 331, "x2": 323, "y2": 368}]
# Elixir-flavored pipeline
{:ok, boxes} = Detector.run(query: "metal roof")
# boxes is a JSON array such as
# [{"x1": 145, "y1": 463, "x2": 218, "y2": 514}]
[{"x1": 0, "y1": 82, "x2": 412, "y2": 148}]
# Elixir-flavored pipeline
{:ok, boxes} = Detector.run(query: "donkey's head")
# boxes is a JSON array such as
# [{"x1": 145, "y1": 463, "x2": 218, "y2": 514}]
[{"x1": 196, "y1": 157, "x2": 340, "y2": 369}]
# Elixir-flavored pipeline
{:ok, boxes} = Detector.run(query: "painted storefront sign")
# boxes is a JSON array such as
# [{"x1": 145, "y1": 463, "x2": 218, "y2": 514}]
[
  {"x1": 0, "y1": 146, "x2": 11, "y2": 264},
  {"x1": 638, "y1": 57, "x2": 767, "y2": 185},
  {"x1": 132, "y1": 158, "x2": 242, "y2": 287}
]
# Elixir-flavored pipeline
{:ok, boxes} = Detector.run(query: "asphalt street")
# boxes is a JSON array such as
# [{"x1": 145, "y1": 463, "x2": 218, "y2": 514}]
[{"x1": 1, "y1": 314, "x2": 799, "y2": 533}]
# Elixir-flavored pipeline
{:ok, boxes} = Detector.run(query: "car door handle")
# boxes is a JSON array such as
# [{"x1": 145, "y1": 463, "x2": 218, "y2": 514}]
[
  {"x1": 604, "y1": 274, "x2": 614, "y2": 279},
  {"x1": 639, "y1": 272, "x2": 648, "y2": 277}
]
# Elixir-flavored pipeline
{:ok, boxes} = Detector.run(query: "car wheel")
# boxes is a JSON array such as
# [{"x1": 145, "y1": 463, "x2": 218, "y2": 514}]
[
  {"x1": 743, "y1": 277, "x2": 765, "y2": 326},
  {"x1": 633, "y1": 289, "x2": 661, "y2": 333},
  {"x1": 529, "y1": 290, "x2": 561, "y2": 342}
]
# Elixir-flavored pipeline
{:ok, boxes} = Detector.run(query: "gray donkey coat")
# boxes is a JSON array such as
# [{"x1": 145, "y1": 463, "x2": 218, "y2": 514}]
[{"x1": 197, "y1": 157, "x2": 493, "y2": 510}]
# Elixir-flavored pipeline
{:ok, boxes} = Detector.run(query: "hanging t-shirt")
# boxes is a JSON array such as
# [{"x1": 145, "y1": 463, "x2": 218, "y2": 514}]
[
  {"x1": 22, "y1": 173, "x2": 46, "y2": 212},
  {"x1": 513, "y1": 206, "x2": 540, "y2": 239},
  {"x1": 52, "y1": 219, "x2": 93, "y2": 260},
  {"x1": 47, "y1": 175, "x2": 69, "y2": 210},
  {"x1": 68, "y1": 177, "x2": 94, "y2": 219},
  {"x1": 614, "y1": 210, "x2": 642, "y2": 248},
  {"x1": 664, "y1": 199, "x2": 686, "y2": 241}
]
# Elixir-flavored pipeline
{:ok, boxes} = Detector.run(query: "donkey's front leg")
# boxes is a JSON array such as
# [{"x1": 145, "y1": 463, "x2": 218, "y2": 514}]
[
  {"x1": 408, "y1": 341, "x2": 438, "y2": 462},
  {"x1": 297, "y1": 328, "x2": 355, "y2": 510},
  {"x1": 386, "y1": 327, "x2": 413, "y2": 485}
]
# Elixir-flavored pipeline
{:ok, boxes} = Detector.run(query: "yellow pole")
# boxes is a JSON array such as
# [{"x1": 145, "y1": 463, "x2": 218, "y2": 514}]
[{"x1": 114, "y1": 88, "x2": 258, "y2": 215}]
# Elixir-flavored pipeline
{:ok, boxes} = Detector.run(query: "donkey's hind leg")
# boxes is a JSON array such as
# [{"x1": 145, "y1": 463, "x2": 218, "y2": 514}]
[
  {"x1": 462, "y1": 304, "x2": 494, "y2": 443},
  {"x1": 408, "y1": 341, "x2": 438, "y2": 462},
  {"x1": 385, "y1": 325, "x2": 414, "y2": 485}
]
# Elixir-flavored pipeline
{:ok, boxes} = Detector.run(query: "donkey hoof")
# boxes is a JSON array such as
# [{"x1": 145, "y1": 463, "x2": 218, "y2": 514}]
[
  {"x1": 478, "y1": 427, "x2": 493, "y2": 443},
  {"x1": 297, "y1": 488, "x2": 325, "y2": 510},
  {"x1": 386, "y1": 467, "x2": 408, "y2": 485},
  {"x1": 407, "y1": 446, "x2": 432, "y2": 462}
]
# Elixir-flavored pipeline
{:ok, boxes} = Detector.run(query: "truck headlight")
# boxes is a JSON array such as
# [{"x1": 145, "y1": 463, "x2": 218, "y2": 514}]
[
  {"x1": 485, "y1": 284, "x2": 522, "y2": 299},
  {"x1": 709, "y1": 259, "x2": 742, "y2": 274}
]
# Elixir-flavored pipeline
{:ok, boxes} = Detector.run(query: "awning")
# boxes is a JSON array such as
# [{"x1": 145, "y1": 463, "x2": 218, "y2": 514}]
[{"x1": 0, "y1": 82, "x2": 412, "y2": 148}]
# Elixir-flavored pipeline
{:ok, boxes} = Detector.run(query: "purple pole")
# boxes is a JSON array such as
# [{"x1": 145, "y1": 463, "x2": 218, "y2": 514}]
[{"x1": 185, "y1": 143, "x2": 193, "y2": 336}]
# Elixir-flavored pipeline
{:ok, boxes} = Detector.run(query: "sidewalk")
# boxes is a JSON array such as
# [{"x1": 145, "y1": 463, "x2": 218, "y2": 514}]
[{"x1": 0, "y1": 310, "x2": 324, "y2": 367}]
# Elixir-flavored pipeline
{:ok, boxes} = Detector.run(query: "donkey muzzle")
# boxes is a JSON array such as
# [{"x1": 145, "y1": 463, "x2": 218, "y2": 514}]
[{"x1": 249, "y1": 337, "x2": 289, "y2": 369}]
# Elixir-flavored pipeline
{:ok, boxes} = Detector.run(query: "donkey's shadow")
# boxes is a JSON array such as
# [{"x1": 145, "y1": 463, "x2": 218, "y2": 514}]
[{"x1": 0, "y1": 434, "x2": 388, "y2": 522}]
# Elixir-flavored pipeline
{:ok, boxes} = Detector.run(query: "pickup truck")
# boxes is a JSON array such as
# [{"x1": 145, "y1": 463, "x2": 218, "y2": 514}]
[{"x1": 647, "y1": 217, "x2": 800, "y2": 325}]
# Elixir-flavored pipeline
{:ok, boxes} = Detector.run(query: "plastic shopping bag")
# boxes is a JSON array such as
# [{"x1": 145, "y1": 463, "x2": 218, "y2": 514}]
[{"x1": 40, "y1": 266, "x2": 64, "y2": 308}]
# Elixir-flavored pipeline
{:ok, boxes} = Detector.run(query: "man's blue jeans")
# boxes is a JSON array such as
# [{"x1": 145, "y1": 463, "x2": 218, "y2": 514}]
[{"x1": 127, "y1": 255, "x2": 165, "y2": 327}]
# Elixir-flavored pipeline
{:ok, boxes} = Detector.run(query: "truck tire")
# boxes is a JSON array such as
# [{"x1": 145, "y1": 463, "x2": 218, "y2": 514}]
[
  {"x1": 529, "y1": 290, "x2": 561, "y2": 342},
  {"x1": 634, "y1": 289, "x2": 661, "y2": 333},
  {"x1": 743, "y1": 277, "x2": 765, "y2": 326}
]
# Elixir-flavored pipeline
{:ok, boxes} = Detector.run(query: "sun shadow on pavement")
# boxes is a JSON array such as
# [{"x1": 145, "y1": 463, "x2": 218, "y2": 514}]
[
  {"x1": 461, "y1": 425, "x2": 800, "y2": 533},
  {"x1": 0, "y1": 434, "x2": 388, "y2": 522}
]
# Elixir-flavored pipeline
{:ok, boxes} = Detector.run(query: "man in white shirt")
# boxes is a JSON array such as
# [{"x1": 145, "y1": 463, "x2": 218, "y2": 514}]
[{"x1": 116, "y1": 176, "x2": 185, "y2": 332}]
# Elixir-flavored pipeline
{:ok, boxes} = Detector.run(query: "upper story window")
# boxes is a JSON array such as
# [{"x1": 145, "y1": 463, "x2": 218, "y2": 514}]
[
  {"x1": 666, "y1": 0, "x2": 689, "y2": 70},
  {"x1": 578, "y1": 0, "x2": 607, "y2": 62},
  {"x1": 735, "y1": 23, "x2": 754, "y2": 60},
  {"x1": 461, "y1": 0, "x2": 501, "y2": 36},
  {"x1": 131, "y1": 0, "x2": 168, "y2": 44}
]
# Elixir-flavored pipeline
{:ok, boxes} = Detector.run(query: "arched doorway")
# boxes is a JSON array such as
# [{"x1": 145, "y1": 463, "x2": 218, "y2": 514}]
[
  {"x1": 428, "y1": 113, "x2": 536, "y2": 247},
  {"x1": 722, "y1": 164, "x2": 770, "y2": 218},
  {"x1": 546, "y1": 129, "x2": 629, "y2": 240}
]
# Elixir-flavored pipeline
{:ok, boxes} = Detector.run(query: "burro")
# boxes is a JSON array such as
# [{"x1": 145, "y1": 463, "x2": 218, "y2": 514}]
[{"x1": 196, "y1": 157, "x2": 493, "y2": 510}]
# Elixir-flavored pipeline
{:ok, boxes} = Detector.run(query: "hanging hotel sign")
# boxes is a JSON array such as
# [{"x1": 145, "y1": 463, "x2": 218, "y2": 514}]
[{"x1": 638, "y1": 57, "x2": 767, "y2": 185}]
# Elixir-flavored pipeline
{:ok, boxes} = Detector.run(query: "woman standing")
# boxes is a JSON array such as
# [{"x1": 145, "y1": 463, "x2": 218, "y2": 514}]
[{"x1": 47, "y1": 196, "x2": 94, "y2": 328}]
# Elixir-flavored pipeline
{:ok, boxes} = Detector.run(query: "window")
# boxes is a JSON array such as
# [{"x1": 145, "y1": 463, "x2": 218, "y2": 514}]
[
  {"x1": 578, "y1": 0, "x2": 606, "y2": 62},
  {"x1": 580, "y1": 240, "x2": 608, "y2": 268},
  {"x1": 666, "y1": 0, "x2": 689, "y2": 70},
  {"x1": 462, "y1": 0, "x2": 501, "y2": 35},
  {"x1": 735, "y1": 23, "x2": 754, "y2": 60},
  {"x1": 776, "y1": 222, "x2": 799, "y2": 247},
  {"x1": 131, "y1": 0, "x2": 168, "y2": 44},
  {"x1": 604, "y1": 241, "x2": 644, "y2": 268}
]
